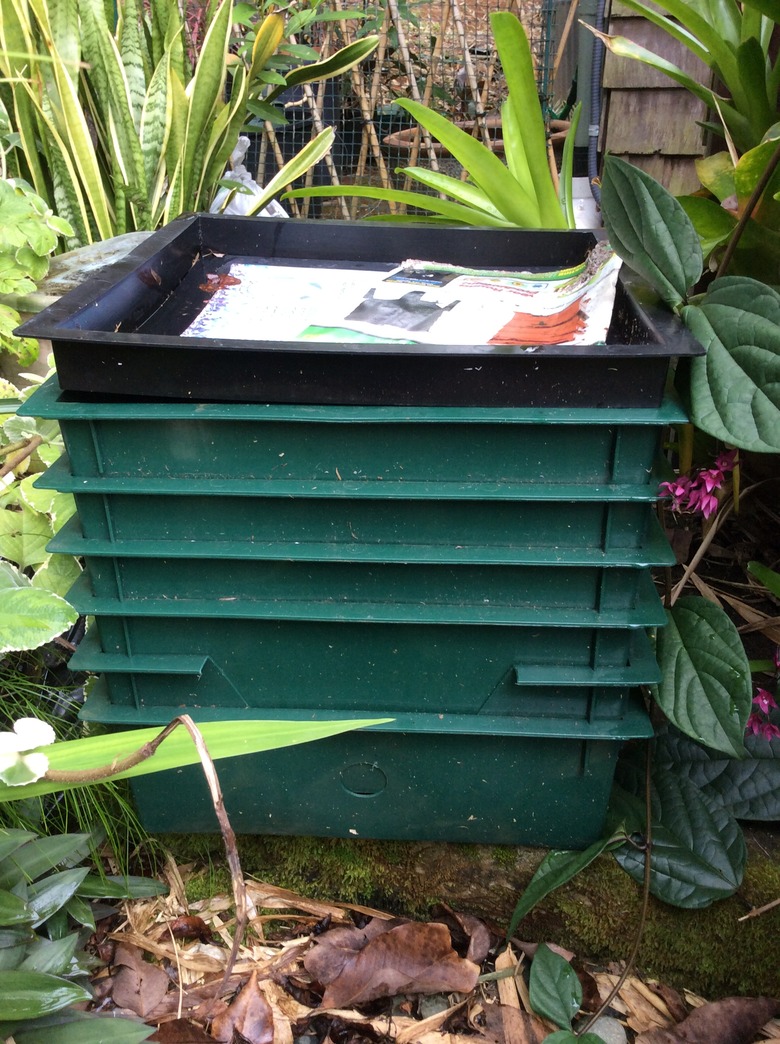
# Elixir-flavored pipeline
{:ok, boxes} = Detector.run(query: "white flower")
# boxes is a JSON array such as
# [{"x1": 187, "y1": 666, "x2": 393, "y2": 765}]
[{"x1": 0, "y1": 718, "x2": 56, "y2": 786}]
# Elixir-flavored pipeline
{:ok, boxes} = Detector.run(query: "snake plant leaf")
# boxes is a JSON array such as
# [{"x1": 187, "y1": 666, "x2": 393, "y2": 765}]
[
  {"x1": 490, "y1": 11, "x2": 564, "y2": 228},
  {"x1": 116, "y1": 0, "x2": 149, "y2": 130},
  {"x1": 655, "y1": 596, "x2": 751, "y2": 756},
  {"x1": 683, "y1": 276, "x2": 780, "y2": 451},
  {"x1": 654, "y1": 724, "x2": 780, "y2": 821},
  {"x1": 528, "y1": 943, "x2": 581, "y2": 1029},
  {"x1": 179, "y1": 0, "x2": 232, "y2": 210},
  {"x1": 395, "y1": 98, "x2": 543, "y2": 226},
  {"x1": 0, "y1": 717, "x2": 391, "y2": 802},
  {"x1": 613, "y1": 765, "x2": 746, "y2": 907},
  {"x1": 601, "y1": 154, "x2": 702, "y2": 309},
  {"x1": 140, "y1": 50, "x2": 172, "y2": 205}
]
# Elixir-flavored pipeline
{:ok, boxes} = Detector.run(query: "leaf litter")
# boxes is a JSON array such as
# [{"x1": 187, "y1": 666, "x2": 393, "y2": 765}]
[{"x1": 85, "y1": 861, "x2": 780, "y2": 1044}]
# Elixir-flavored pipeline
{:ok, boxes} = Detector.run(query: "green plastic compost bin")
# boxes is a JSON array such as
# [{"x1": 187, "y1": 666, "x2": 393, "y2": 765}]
[{"x1": 18, "y1": 216, "x2": 703, "y2": 846}]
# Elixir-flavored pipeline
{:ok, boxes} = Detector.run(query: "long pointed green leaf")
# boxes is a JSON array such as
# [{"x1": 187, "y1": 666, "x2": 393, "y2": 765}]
[
  {"x1": 500, "y1": 95, "x2": 535, "y2": 202},
  {"x1": 283, "y1": 181, "x2": 516, "y2": 226},
  {"x1": 180, "y1": 0, "x2": 231, "y2": 209},
  {"x1": 197, "y1": 66, "x2": 248, "y2": 210},
  {"x1": 116, "y1": 0, "x2": 149, "y2": 131},
  {"x1": 248, "y1": 126, "x2": 336, "y2": 214},
  {"x1": 265, "y1": 36, "x2": 379, "y2": 104},
  {"x1": 0, "y1": 971, "x2": 90, "y2": 1019},
  {"x1": 490, "y1": 11, "x2": 564, "y2": 228},
  {"x1": 0, "y1": 717, "x2": 391, "y2": 803},
  {"x1": 735, "y1": 37, "x2": 774, "y2": 144},
  {"x1": 140, "y1": 49, "x2": 171, "y2": 195},
  {"x1": 247, "y1": 11, "x2": 285, "y2": 89},
  {"x1": 401, "y1": 167, "x2": 512, "y2": 220},
  {"x1": 558, "y1": 102, "x2": 581, "y2": 228},
  {"x1": 395, "y1": 98, "x2": 541, "y2": 226}
]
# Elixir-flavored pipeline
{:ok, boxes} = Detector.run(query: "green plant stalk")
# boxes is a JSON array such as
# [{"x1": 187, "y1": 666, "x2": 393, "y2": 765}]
[{"x1": 716, "y1": 135, "x2": 780, "y2": 277}]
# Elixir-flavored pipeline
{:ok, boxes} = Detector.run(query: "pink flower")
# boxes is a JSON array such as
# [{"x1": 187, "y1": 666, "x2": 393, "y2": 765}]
[
  {"x1": 774, "y1": 646, "x2": 780, "y2": 673},
  {"x1": 753, "y1": 688, "x2": 778, "y2": 714},
  {"x1": 714, "y1": 449, "x2": 738, "y2": 472},
  {"x1": 686, "y1": 485, "x2": 719, "y2": 518},
  {"x1": 759, "y1": 721, "x2": 780, "y2": 741}
]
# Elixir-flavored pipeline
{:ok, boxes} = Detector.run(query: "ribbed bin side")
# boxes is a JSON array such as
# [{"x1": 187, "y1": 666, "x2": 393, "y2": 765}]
[
  {"x1": 82, "y1": 684, "x2": 652, "y2": 847},
  {"x1": 70, "y1": 616, "x2": 661, "y2": 718}
]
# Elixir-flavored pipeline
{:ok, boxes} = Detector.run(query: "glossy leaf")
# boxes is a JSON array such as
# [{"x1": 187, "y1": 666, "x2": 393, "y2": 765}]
[
  {"x1": 26, "y1": 868, "x2": 89, "y2": 927},
  {"x1": 0, "y1": 718, "x2": 391, "y2": 802},
  {"x1": 249, "y1": 127, "x2": 337, "y2": 215},
  {"x1": 0, "y1": 831, "x2": 36, "y2": 866},
  {"x1": 0, "y1": 1008, "x2": 154, "y2": 1043},
  {"x1": 545, "y1": 1034, "x2": 606, "y2": 1044},
  {"x1": 0, "y1": 889, "x2": 34, "y2": 926},
  {"x1": 656, "y1": 597, "x2": 751, "y2": 756},
  {"x1": 655, "y1": 724, "x2": 780, "y2": 821},
  {"x1": 601, "y1": 155, "x2": 702, "y2": 309},
  {"x1": 507, "y1": 832, "x2": 621, "y2": 939},
  {"x1": 747, "y1": 560, "x2": 780, "y2": 596},
  {"x1": 614, "y1": 766, "x2": 745, "y2": 907},
  {"x1": 266, "y1": 36, "x2": 379, "y2": 102},
  {"x1": 17, "y1": 934, "x2": 78, "y2": 976},
  {"x1": 490, "y1": 10, "x2": 563, "y2": 227},
  {"x1": 684, "y1": 276, "x2": 780, "y2": 451},
  {"x1": 528, "y1": 943, "x2": 581, "y2": 1029},
  {"x1": 678, "y1": 195, "x2": 735, "y2": 258},
  {"x1": 77, "y1": 874, "x2": 167, "y2": 900},
  {"x1": 0, "y1": 970, "x2": 90, "y2": 1019},
  {"x1": 0, "y1": 834, "x2": 92, "y2": 891}
]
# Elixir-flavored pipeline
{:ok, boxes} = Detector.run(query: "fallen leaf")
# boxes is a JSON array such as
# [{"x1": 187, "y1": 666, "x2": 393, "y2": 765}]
[
  {"x1": 111, "y1": 943, "x2": 170, "y2": 1017},
  {"x1": 429, "y1": 903, "x2": 493, "y2": 964},
  {"x1": 304, "y1": 919, "x2": 480, "y2": 1009},
  {"x1": 636, "y1": 996, "x2": 780, "y2": 1044},
  {"x1": 647, "y1": 981, "x2": 688, "y2": 1023},
  {"x1": 168, "y1": 915, "x2": 217, "y2": 943},
  {"x1": 149, "y1": 1018, "x2": 214, "y2": 1042},
  {"x1": 482, "y1": 1002, "x2": 547, "y2": 1044},
  {"x1": 210, "y1": 970, "x2": 275, "y2": 1044}
]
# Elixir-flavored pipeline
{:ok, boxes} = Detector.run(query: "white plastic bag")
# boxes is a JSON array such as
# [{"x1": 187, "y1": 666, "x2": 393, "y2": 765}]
[{"x1": 209, "y1": 136, "x2": 288, "y2": 218}]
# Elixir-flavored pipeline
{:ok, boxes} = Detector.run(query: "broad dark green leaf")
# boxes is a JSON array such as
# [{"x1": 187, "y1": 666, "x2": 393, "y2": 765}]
[
  {"x1": 684, "y1": 277, "x2": 780, "y2": 451},
  {"x1": 77, "y1": 874, "x2": 167, "y2": 900},
  {"x1": 507, "y1": 834, "x2": 621, "y2": 939},
  {"x1": 678, "y1": 195, "x2": 735, "y2": 258},
  {"x1": 601, "y1": 154, "x2": 702, "y2": 309},
  {"x1": 63, "y1": 895, "x2": 94, "y2": 932},
  {"x1": 545, "y1": 1034, "x2": 605, "y2": 1044},
  {"x1": 528, "y1": 943, "x2": 581, "y2": 1029},
  {"x1": 0, "y1": 889, "x2": 33, "y2": 926},
  {"x1": 3, "y1": 1008, "x2": 153, "y2": 1043},
  {"x1": 18, "y1": 934, "x2": 79, "y2": 976},
  {"x1": 747, "y1": 560, "x2": 780, "y2": 597},
  {"x1": 0, "y1": 970, "x2": 90, "y2": 1019},
  {"x1": 655, "y1": 724, "x2": 780, "y2": 820},
  {"x1": 0, "y1": 835, "x2": 92, "y2": 891},
  {"x1": 0, "y1": 832, "x2": 36, "y2": 867},
  {"x1": 655, "y1": 597, "x2": 751, "y2": 756},
  {"x1": 26, "y1": 869, "x2": 89, "y2": 928},
  {"x1": 0, "y1": 928, "x2": 29, "y2": 971},
  {"x1": 613, "y1": 766, "x2": 745, "y2": 907}
]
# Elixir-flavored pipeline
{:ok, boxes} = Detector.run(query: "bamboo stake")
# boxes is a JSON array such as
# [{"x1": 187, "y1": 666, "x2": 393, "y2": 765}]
[
  {"x1": 449, "y1": 0, "x2": 492, "y2": 150},
  {"x1": 385, "y1": 0, "x2": 440, "y2": 174},
  {"x1": 552, "y1": 0, "x2": 579, "y2": 87}
]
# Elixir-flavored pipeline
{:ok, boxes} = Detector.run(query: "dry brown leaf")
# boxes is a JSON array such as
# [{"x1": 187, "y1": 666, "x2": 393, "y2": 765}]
[
  {"x1": 495, "y1": 947, "x2": 522, "y2": 1010},
  {"x1": 646, "y1": 981, "x2": 688, "y2": 1023},
  {"x1": 719, "y1": 593, "x2": 780, "y2": 644},
  {"x1": 210, "y1": 970, "x2": 275, "y2": 1044},
  {"x1": 429, "y1": 903, "x2": 492, "y2": 964},
  {"x1": 482, "y1": 1002, "x2": 547, "y2": 1044},
  {"x1": 149, "y1": 1017, "x2": 213, "y2": 1042},
  {"x1": 111, "y1": 943, "x2": 170, "y2": 1018},
  {"x1": 305, "y1": 919, "x2": 480, "y2": 1009},
  {"x1": 636, "y1": 996, "x2": 780, "y2": 1044},
  {"x1": 245, "y1": 881, "x2": 393, "y2": 924},
  {"x1": 594, "y1": 974, "x2": 670, "y2": 1034},
  {"x1": 395, "y1": 999, "x2": 468, "y2": 1044}
]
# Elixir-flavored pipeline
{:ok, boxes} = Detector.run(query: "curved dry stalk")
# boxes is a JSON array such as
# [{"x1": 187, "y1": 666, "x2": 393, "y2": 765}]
[{"x1": 0, "y1": 434, "x2": 43, "y2": 479}]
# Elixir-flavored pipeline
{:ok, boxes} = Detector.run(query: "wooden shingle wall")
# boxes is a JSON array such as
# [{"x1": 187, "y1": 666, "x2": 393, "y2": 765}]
[{"x1": 601, "y1": 0, "x2": 710, "y2": 193}]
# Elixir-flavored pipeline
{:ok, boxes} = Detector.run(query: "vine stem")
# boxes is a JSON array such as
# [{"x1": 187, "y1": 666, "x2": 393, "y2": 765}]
[
  {"x1": 576, "y1": 738, "x2": 653, "y2": 1037},
  {"x1": 716, "y1": 136, "x2": 780, "y2": 279}
]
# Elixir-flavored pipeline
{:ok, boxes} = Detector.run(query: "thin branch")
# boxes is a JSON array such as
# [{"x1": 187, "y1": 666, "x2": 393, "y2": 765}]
[
  {"x1": 0, "y1": 435, "x2": 43, "y2": 479},
  {"x1": 716, "y1": 136, "x2": 780, "y2": 278}
]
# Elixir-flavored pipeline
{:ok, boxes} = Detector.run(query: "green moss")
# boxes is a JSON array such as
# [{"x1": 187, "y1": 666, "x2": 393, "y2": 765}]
[{"x1": 530, "y1": 853, "x2": 780, "y2": 998}]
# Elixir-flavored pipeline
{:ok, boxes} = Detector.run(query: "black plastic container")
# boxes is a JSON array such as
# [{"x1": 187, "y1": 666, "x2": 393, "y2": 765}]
[{"x1": 19, "y1": 215, "x2": 702, "y2": 406}]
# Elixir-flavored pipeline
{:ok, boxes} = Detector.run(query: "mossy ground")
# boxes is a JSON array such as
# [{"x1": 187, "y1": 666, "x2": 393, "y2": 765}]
[{"x1": 162, "y1": 831, "x2": 780, "y2": 998}]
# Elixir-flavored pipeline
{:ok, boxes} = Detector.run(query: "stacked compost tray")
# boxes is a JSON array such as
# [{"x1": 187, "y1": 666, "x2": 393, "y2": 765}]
[{"x1": 20, "y1": 216, "x2": 702, "y2": 848}]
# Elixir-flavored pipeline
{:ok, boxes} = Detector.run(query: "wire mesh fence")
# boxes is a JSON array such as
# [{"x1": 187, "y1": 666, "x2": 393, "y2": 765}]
[{"x1": 249, "y1": 0, "x2": 562, "y2": 218}]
